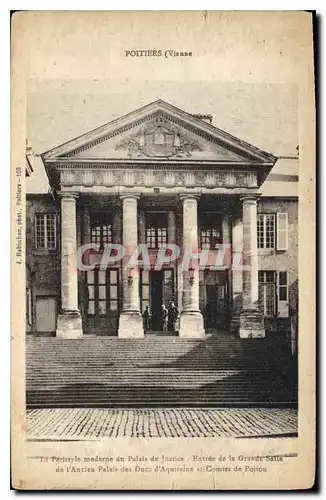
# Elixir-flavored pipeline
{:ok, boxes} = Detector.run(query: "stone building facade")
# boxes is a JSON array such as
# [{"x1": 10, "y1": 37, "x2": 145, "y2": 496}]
[{"x1": 26, "y1": 100, "x2": 298, "y2": 339}]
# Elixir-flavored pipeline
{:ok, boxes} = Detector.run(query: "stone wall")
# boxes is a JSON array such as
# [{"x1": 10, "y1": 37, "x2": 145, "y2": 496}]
[
  {"x1": 257, "y1": 198, "x2": 298, "y2": 333},
  {"x1": 257, "y1": 199, "x2": 298, "y2": 286},
  {"x1": 26, "y1": 194, "x2": 60, "y2": 333}
]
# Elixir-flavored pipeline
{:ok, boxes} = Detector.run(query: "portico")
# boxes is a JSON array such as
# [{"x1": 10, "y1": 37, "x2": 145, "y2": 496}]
[
  {"x1": 50, "y1": 189, "x2": 268, "y2": 339},
  {"x1": 41, "y1": 99, "x2": 277, "y2": 339}
]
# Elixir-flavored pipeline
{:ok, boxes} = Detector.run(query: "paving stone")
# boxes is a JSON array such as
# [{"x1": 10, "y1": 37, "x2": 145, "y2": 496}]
[{"x1": 27, "y1": 408, "x2": 298, "y2": 440}]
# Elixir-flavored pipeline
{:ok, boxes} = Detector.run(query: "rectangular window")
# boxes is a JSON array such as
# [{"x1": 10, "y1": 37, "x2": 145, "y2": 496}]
[
  {"x1": 278, "y1": 271, "x2": 289, "y2": 317},
  {"x1": 257, "y1": 214, "x2": 275, "y2": 249},
  {"x1": 258, "y1": 271, "x2": 276, "y2": 317},
  {"x1": 91, "y1": 216, "x2": 112, "y2": 247},
  {"x1": 86, "y1": 268, "x2": 119, "y2": 316},
  {"x1": 200, "y1": 213, "x2": 223, "y2": 249},
  {"x1": 35, "y1": 213, "x2": 56, "y2": 249},
  {"x1": 278, "y1": 271, "x2": 287, "y2": 300},
  {"x1": 146, "y1": 213, "x2": 167, "y2": 249}
]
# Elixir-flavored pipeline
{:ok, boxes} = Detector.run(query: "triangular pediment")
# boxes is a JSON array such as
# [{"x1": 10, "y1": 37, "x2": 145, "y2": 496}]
[
  {"x1": 42, "y1": 100, "x2": 276, "y2": 164},
  {"x1": 65, "y1": 114, "x2": 249, "y2": 162}
]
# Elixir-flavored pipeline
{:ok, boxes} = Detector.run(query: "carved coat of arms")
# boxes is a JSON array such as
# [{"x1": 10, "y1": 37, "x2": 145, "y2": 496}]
[{"x1": 115, "y1": 116, "x2": 202, "y2": 158}]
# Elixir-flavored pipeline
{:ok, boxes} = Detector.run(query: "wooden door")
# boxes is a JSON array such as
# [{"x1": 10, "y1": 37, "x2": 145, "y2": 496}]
[{"x1": 35, "y1": 297, "x2": 57, "y2": 333}]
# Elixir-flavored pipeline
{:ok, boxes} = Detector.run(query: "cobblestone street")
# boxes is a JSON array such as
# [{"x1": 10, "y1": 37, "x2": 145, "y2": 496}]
[{"x1": 27, "y1": 408, "x2": 297, "y2": 440}]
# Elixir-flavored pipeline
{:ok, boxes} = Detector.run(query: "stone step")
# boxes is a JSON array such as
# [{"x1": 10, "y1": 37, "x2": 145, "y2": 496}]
[
  {"x1": 26, "y1": 336, "x2": 296, "y2": 408},
  {"x1": 27, "y1": 374, "x2": 290, "y2": 384}
]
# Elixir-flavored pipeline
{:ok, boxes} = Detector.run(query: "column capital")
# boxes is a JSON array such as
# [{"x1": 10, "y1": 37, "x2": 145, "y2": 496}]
[
  {"x1": 57, "y1": 191, "x2": 79, "y2": 200},
  {"x1": 120, "y1": 193, "x2": 140, "y2": 202},
  {"x1": 239, "y1": 193, "x2": 261, "y2": 204},
  {"x1": 180, "y1": 193, "x2": 200, "y2": 203}
]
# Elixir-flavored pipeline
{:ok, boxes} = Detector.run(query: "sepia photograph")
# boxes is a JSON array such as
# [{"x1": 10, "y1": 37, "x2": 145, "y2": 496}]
[
  {"x1": 25, "y1": 81, "x2": 298, "y2": 440},
  {"x1": 11, "y1": 11, "x2": 315, "y2": 490}
]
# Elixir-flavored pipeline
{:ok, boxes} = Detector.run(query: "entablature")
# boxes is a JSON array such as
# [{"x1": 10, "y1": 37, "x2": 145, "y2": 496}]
[{"x1": 58, "y1": 167, "x2": 259, "y2": 192}]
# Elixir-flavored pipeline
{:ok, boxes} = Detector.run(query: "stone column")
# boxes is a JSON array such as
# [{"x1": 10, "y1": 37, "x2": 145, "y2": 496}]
[
  {"x1": 118, "y1": 194, "x2": 144, "y2": 338},
  {"x1": 179, "y1": 195, "x2": 205, "y2": 338},
  {"x1": 167, "y1": 210, "x2": 176, "y2": 245},
  {"x1": 239, "y1": 194, "x2": 265, "y2": 338},
  {"x1": 230, "y1": 216, "x2": 243, "y2": 333},
  {"x1": 56, "y1": 192, "x2": 83, "y2": 338}
]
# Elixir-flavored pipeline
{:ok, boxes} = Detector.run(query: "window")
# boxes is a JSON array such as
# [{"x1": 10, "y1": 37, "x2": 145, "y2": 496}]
[
  {"x1": 257, "y1": 214, "x2": 275, "y2": 249},
  {"x1": 259, "y1": 271, "x2": 289, "y2": 318},
  {"x1": 146, "y1": 213, "x2": 167, "y2": 249},
  {"x1": 257, "y1": 212, "x2": 289, "y2": 251},
  {"x1": 278, "y1": 271, "x2": 289, "y2": 317},
  {"x1": 278, "y1": 271, "x2": 287, "y2": 301},
  {"x1": 91, "y1": 218, "x2": 112, "y2": 247},
  {"x1": 258, "y1": 271, "x2": 276, "y2": 317},
  {"x1": 35, "y1": 213, "x2": 56, "y2": 249},
  {"x1": 200, "y1": 213, "x2": 222, "y2": 249},
  {"x1": 86, "y1": 268, "x2": 119, "y2": 316}
]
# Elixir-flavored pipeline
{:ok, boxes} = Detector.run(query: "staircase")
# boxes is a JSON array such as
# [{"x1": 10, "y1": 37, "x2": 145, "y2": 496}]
[{"x1": 26, "y1": 333, "x2": 297, "y2": 408}]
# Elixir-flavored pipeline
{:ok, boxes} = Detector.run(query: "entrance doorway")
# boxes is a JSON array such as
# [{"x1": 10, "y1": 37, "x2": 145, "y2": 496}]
[
  {"x1": 140, "y1": 269, "x2": 175, "y2": 332},
  {"x1": 85, "y1": 268, "x2": 120, "y2": 335},
  {"x1": 35, "y1": 296, "x2": 57, "y2": 333},
  {"x1": 200, "y1": 271, "x2": 229, "y2": 330},
  {"x1": 150, "y1": 271, "x2": 163, "y2": 330},
  {"x1": 205, "y1": 283, "x2": 228, "y2": 329}
]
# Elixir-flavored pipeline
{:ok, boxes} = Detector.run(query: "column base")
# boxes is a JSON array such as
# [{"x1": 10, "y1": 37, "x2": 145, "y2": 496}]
[
  {"x1": 239, "y1": 309, "x2": 265, "y2": 338},
  {"x1": 179, "y1": 310, "x2": 205, "y2": 338},
  {"x1": 56, "y1": 311, "x2": 83, "y2": 339},
  {"x1": 118, "y1": 310, "x2": 144, "y2": 338}
]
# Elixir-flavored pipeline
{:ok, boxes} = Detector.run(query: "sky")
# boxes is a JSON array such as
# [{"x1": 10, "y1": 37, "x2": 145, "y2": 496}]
[
  {"x1": 26, "y1": 79, "x2": 298, "y2": 193},
  {"x1": 27, "y1": 79, "x2": 298, "y2": 156}
]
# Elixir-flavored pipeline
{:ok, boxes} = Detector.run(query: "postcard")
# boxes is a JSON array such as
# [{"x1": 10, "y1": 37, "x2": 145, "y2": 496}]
[{"x1": 11, "y1": 10, "x2": 315, "y2": 490}]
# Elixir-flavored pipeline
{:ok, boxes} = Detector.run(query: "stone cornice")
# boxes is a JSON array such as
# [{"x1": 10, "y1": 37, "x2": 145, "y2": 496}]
[{"x1": 47, "y1": 159, "x2": 273, "y2": 168}]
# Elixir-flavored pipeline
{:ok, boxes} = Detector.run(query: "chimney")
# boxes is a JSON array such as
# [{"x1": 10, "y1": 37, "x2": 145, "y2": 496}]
[{"x1": 191, "y1": 113, "x2": 213, "y2": 125}]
